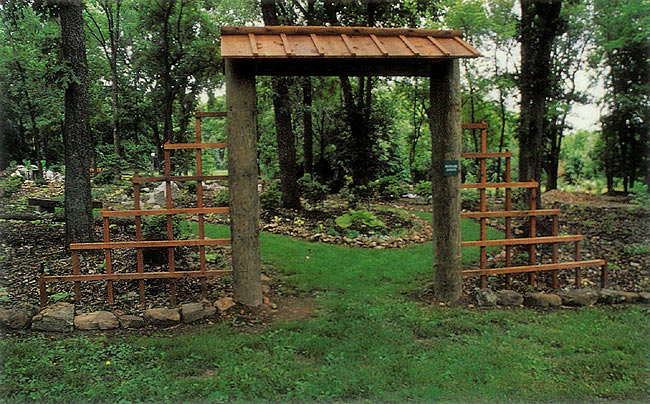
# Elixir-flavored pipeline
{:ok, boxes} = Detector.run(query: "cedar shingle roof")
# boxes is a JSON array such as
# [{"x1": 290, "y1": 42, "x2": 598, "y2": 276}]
[{"x1": 221, "y1": 26, "x2": 481, "y2": 59}]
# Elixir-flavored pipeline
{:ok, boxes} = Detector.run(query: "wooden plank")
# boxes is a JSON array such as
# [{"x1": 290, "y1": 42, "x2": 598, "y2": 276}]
[
  {"x1": 102, "y1": 207, "x2": 229, "y2": 217},
  {"x1": 310, "y1": 34, "x2": 325, "y2": 56},
  {"x1": 461, "y1": 152, "x2": 513, "y2": 158},
  {"x1": 369, "y1": 34, "x2": 388, "y2": 56},
  {"x1": 427, "y1": 36, "x2": 450, "y2": 55},
  {"x1": 461, "y1": 209, "x2": 561, "y2": 218},
  {"x1": 70, "y1": 238, "x2": 231, "y2": 250},
  {"x1": 340, "y1": 34, "x2": 356, "y2": 56},
  {"x1": 132, "y1": 175, "x2": 228, "y2": 183},
  {"x1": 43, "y1": 269, "x2": 233, "y2": 283},
  {"x1": 505, "y1": 154, "x2": 512, "y2": 288},
  {"x1": 248, "y1": 33, "x2": 258, "y2": 56},
  {"x1": 164, "y1": 142, "x2": 227, "y2": 150},
  {"x1": 461, "y1": 122, "x2": 488, "y2": 129},
  {"x1": 280, "y1": 33, "x2": 294, "y2": 56},
  {"x1": 102, "y1": 217, "x2": 114, "y2": 305},
  {"x1": 133, "y1": 182, "x2": 145, "y2": 303},
  {"x1": 451, "y1": 36, "x2": 482, "y2": 56},
  {"x1": 528, "y1": 187, "x2": 537, "y2": 286},
  {"x1": 28, "y1": 198, "x2": 102, "y2": 209},
  {"x1": 462, "y1": 260, "x2": 607, "y2": 277},
  {"x1": 195, "y1": 111, "x2": 226, "y2": 118},
  {"x1": 461, "y1": 181, "x2": 538, "y2": 189},
  {"x1": 221, "y1": 26, "x2": 464, "y2": 38},
  {"x1": 462, "y1": 235, "x2": 583, "y2": 248},
  {"x1": 399, "y1": 35, "x2": 420, "y2": 55}
]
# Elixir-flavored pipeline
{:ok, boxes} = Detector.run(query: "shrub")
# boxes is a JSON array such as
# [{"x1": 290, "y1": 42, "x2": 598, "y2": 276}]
[
  {"x1": 260, "y1": 180, "x2": 281, "y2": 210},
  {"x1": 335, "y1": 209, "x2": 385, "y2": 231},
  {"x1": 214, "y1": 189, "x2": 229, "y2": 207},
  {"x1": 0, "y1": 176, "x2": 24, "y2": 197},
  {"x1": 141, "y1": 215, "x2": 189, "y2": 265},
  {"x1": 413, "y1": 181, "x2": 432, "y2": 198},
  {"x1": 298, "y1": 174, "x2": 329, "y2": 206},
  {"x1": 630, "y1": 182, "x2": 650, "y2": 209},
  {"x1": 370, "y1": 175, "x2": 408, "y2": 201}
]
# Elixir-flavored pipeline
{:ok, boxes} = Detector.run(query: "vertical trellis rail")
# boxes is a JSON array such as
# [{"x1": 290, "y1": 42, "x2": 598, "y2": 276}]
[
  {"x1": 39, "y1": 111, "x2": 232, "y2": 307},
  {"x1": 460, "y1": 122, "x2": 608, "y2": 289}
]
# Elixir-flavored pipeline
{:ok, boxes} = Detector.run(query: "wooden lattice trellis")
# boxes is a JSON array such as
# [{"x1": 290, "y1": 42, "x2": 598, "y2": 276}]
[
  {"x1": 39, "y1": 111, "x2": 231, "y2": 307},
  {"x1": 459, "y1": 121, "x2": 608, "y2": 289}
]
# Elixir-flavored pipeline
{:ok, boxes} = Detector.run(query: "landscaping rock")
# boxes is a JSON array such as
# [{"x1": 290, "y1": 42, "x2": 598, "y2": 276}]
[
  {"x1": 557, "y1": 288, "x2": 599, "y2": 306},
  {"x1": 203, "y1": 304, "x2": 217, "y2": 318},
  {"x1": 146, "y1": 182, "x2": 181, "y2": 205},
  {"x1": 598, "y1": 289, "x2": 639, "y2": 304},
  {"x1": 524, "y1": 292, "x2": 562, "y2": 308},
  {"x1": 638, "y1": 292, "x2": 650, "y2": 303},
  {"x1": 181, "y1": 303, "x2": 206, "y2": 324},
  {"x1": 143, "y1": 308, "x2": 180, "y2": 326},
  {"x1": 497, "y1": 290, "x2": 523, "y2": 306},
  {"x1": 260, "y1": 273, "x2": 272, "y2": 283},
  {"x1": 74, "y1": 311, "x2": 119, "y2": 330},
  {"x1": 118, "y1": 315, "x2": 145, "y2": 329},
  {"x1": 31, "y1": 302, "x2": 74, "y2": 332},
  {"x1": 476, "y1": 289, "x2": 497, "y2": 306},
  {"x1": 215, "y1": 297, "x2": 235, "y2": 312},
  {"x1": 0, "y1": 304, "x2": 39, "y2": 330}
]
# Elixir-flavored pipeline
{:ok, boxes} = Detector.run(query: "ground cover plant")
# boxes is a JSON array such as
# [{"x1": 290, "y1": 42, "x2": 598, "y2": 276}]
[{"x1": 1, "y1": 215, "x2": 648, "y2": 403}]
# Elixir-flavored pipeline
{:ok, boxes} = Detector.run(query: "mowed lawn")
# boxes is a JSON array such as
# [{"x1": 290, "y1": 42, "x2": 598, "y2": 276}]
[{"x1": 1, "y1": 213, "x2": 648, "y2": 403}]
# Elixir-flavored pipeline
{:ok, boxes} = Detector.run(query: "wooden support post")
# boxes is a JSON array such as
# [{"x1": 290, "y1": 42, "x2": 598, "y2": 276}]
[
  {"x1": 551, "y1": 202, "x2": 559, "y2": 289},
  {"x1": 39, "y1": 263, "x2": 47, "y2": 307},
  {"x1": 164, "y1": 148, "x2": 176, "y2": 306},
  {"x1": 528, "y1": 187, "x2": 537, "y2": 287},
  {"x1": 574, "y1": 238, "x2": 582, "y2": 286},
  {"x1": 133, "y1": 182, "x2": 145, "y2": 304},
  {"x1": 479, "y1": 125, "x2": 487, "y2": 289},
  {"x1": 429, "y1": 59, "x2": 462, "y2": 303},
  {"x1": 505, "y1": 153, "x2": 512, "y2": 289},
  {"x1": 71, "y1": 249, "x2": 81, "y2": 301},
  {"x1": 226, "y1": 59, "x2": 262, "y2": 307},
  {"x1": 601, "y1": 262, "x2": 608, "y2": 288},
  {"x1": 102, "y1": 217, "x2": 114, "y2": 304},
  {"x1": 195, "y1": 112, "x2": 207, "y2": 299}
]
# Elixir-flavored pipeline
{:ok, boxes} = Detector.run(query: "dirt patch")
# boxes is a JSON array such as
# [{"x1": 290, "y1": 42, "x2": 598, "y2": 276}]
[{"x1": 543, "y1": 189, "x2": 633, "y2": 208}]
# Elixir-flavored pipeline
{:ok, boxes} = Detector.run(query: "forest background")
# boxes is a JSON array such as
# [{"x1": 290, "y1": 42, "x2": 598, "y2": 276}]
[{"x1": 1, "y1": 0, "x2": 649, "y2": 214}]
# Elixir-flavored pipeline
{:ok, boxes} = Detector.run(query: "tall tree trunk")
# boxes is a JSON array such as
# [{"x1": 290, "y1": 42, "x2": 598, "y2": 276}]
[
  {"x1": 518, "y1": 0, "x2": 562, "y2": 204},
  {"x1": 61, "y1": 0, "x2": 94, "y2": 244},
  {"x1": 261, "y1": 0, "x2": 301, "y2": 209}
]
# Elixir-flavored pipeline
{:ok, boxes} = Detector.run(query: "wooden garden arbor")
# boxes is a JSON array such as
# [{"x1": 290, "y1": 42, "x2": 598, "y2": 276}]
[{"x1": 222, "y1": 26, "x2": 481, "y2": 306}]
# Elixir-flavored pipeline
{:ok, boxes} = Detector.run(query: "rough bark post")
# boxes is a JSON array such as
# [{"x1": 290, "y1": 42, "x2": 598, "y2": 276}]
[
  {"x1": 226, "y1": 59, "x2": 262, "y2": 307},
  {"x1": 61, "y1": 0, "x2": 94, "y2": 244},
  {"x1": 429, "y1": 59, "x2": 463, "y2": 303}
]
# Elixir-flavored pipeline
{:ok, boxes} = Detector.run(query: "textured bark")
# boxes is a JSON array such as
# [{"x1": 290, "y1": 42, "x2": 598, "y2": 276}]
[
  {"x1": 518, "y1": 0, "x2": 562, "y2": 193},
  {"x1": 429, "y1": 60, "x2": 463, "y2": 304},
  {"x1": 61, "y1": 0, "x2": 94, "y2": 244},
  {"x1": 226, "y1": 59, "x2": 262, "y2": 307},
  {"x1": 302, "y1": 77, "x2": 314, "y2": 175}
]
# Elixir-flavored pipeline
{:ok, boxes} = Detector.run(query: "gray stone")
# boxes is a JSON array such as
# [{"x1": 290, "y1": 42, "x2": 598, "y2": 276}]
[
  {"x1": 497, "y1": 290, "x2": 523, "y2": 306},
  {"x1": 146, "y1": 182, "x2": 181, "y2": 205},
  {"x1": 524, "y1": 292, "x2": 562, "y2": 308},
  {"x1": 31, "y1": 302, "x2": 75, "y2": 332},
  {"x1": 203, "y1": 304, "x2": 217, "y2": 317},
  {"x1": 638, "y1": 292, "x2": 650, "y2": 303},
  {"x1": 0, "y1": 304, "x2": 39, "y2": 330},
  {"x1": 118, "y1": 315, "x2": 145, "y2": 329},
  {"x1": 476, "y1": 289, "x2": 497, "y2": 307},
  {"x1": 181, "y1": 303, "x2": 205, "y2": 324},
  {"x1": 599, "y1": 289, "x2": 639, "y2": 304},
  {"x1": 74, "y1": 311, "x2": 119, "y2": 330},
  {"x1": 557, "y1": 288, "x2": 599, "y2": 306},
  {"x1": 215, "y1": 297, "x2": 235, "y2": 312},
  {"x1": 143, "y1": 308, "x2": 180, "y2": 326},
  {"x1": 260, "y1": 273, "x2": 272, "y2": 284}
]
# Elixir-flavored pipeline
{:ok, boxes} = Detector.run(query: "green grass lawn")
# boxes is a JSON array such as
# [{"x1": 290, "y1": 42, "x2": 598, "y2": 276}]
[{"x1": 1, "y1": 214, "x2": 648, "y2": 403}]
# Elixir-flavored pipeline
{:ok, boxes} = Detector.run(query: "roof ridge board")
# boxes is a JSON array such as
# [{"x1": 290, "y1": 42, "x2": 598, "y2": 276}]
[{"x1": 221, "y1": 26, "x2": 463, "y2": 38}]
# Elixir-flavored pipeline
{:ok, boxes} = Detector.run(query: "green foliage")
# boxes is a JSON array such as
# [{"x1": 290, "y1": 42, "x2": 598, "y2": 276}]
[
  {"x1": 335, "y1": 209, "x2": 385, "y2": 231},
  {"x1": 629, "y1": 182, "x2": 650, "y2": 209},
  {"x1": 142, "y1": 214, "x2": 188, "y2": 241},
  {"x1": 370, "y1": 175, "x2": 408, "y2": 201},
  {"x1": 413, "y1": 180, "x2": 432, "y2": 198},
  {"x1": 213, "y1": 189, "x2": 229, "y2": 207},
  {"x1": 259, "y1": 181, "x2": 281, "y2": 211},
  {"x1": 0, "y1": 175, "x2": 24, "y2": 196},
  {"x1": 297, "y1": 174, "x2": 329, "y2": 206}
]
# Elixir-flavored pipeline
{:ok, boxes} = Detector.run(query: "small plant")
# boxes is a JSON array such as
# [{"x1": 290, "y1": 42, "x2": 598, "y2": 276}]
[
  {"x1": 260, "y1": 180, "x2": 281, "y2": 210},
  {"x1": 413, "y1": 180, "x2": 432, "y2": 198},
  {"x1": 335, "y1": 209, "x2": 385, "y2": 230},
  {"x1": 214, "y1": 189, "x2": 229, "y2": 207},
  {"x1": 298, "y1": 174, "x2": 329, "y2": 206},
  {"x1": 370, "y1": 175, "x2": 408, "y2": 201},
  {"x1": 142, "y1": 215, "x2": 189, "y2": 265},
  {"x1": 0, "y1": 175, "x2": 24, "y2": 197},
  {"x1": 629, "y1": 182, "x2": 650, "y2": 209}
]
